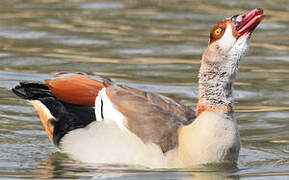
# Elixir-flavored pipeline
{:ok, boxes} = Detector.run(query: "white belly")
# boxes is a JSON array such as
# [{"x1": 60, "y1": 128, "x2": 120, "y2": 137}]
[
  {"x1": 60, "y1": 111, "x2": 240, "y2": 168},
  {"x1": 60, "y1": 121, "x2": 167, "y2": 168}
]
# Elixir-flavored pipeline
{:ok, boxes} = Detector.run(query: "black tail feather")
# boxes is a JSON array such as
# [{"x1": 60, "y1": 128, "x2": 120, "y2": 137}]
[
  {"x1": 12, "y1": 82, "x2": 52, "y2": 100},
  {"x1": 12, "y1": 82, "x2": 96, "y2": 146}
]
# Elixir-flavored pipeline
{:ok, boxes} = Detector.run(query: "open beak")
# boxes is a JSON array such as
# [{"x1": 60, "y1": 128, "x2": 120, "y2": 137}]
[{"x1": 231, "y1": 8, "x2": 264, "y2": 37}]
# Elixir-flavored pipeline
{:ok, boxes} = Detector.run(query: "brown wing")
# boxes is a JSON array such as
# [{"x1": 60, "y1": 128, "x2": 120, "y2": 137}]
[
  {"x1": 45, "y1": 72, "x2": 195, "y2": 152},
  {"x1": 106, "y1": 85, "x2": 195, "y2": 153}
]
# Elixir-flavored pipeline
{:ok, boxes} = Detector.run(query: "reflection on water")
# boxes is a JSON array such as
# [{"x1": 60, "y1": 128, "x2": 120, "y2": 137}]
[
  {"x1": 0, "y1": 0, "x2": 288, "y2": 179},
  {"x1": 35, "y1": 153, "x2": 240, "y2": 179}
]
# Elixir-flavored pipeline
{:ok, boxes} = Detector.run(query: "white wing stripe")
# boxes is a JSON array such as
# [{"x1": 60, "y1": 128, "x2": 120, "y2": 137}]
[{"x1": 95, "y1": 88, "x2": 127, "y2": 130}]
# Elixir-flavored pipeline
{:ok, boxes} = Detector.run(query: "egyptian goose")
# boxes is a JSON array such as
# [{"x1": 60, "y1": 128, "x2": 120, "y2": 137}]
[{"x1": 12, "y1": 8, "x2": 264, "y2": 168}]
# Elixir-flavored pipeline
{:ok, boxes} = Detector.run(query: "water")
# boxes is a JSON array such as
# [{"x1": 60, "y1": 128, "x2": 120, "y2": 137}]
[{"x1": 0, "y1": 0, "x2": 288, "y2": 179}]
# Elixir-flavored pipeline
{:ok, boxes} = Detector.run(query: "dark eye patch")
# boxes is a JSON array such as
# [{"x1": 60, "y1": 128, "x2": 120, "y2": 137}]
[{"x1": 209, "y1": 21, "x2": 228, "y2": 44}]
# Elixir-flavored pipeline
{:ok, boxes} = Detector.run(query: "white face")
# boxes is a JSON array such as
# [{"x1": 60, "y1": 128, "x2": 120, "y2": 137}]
[
  {"x1": 216, "y1": 24, "x2": 249, "y2": 59},
  {"x1": 207, "y1": 22, "x2": 250, "y2": 78},
  {"x1": 217, "y1": 25, "x2": 236, "y2": 52}
]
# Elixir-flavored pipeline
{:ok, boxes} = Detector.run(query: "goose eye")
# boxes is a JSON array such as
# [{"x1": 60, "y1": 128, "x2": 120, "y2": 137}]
[{"x1": 215, "y1": 28, "x2": 222, "y2": 35}]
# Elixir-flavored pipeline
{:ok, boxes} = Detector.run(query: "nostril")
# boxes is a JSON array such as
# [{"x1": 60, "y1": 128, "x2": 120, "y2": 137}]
[{"x1": 231, "y1": 15, "x2": 238, "y2": 21}]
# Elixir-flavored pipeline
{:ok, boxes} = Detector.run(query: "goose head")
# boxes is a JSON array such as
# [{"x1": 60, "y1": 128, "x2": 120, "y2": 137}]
[{"x1": 201, "y1": 8, "x2": 264, "y2": 79}]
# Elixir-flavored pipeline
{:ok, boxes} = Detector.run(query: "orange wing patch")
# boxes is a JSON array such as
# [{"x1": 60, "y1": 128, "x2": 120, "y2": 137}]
[
  {"x1": 30, "y1": 100, "x2": 55, "y2": 142},
  {"x1": 45, "y1": 75, "x2": 110, "y2": 106}
]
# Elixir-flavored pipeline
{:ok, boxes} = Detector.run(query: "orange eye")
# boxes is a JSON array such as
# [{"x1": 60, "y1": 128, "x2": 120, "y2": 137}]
[{"x1": 215, "y1": 28, "x2": 222, "y2": 35}]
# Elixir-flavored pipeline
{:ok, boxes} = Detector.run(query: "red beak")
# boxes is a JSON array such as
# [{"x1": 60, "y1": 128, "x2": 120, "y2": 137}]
[{"x1": 231, "y1": 8, "x2": 264, "y2": 37}]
